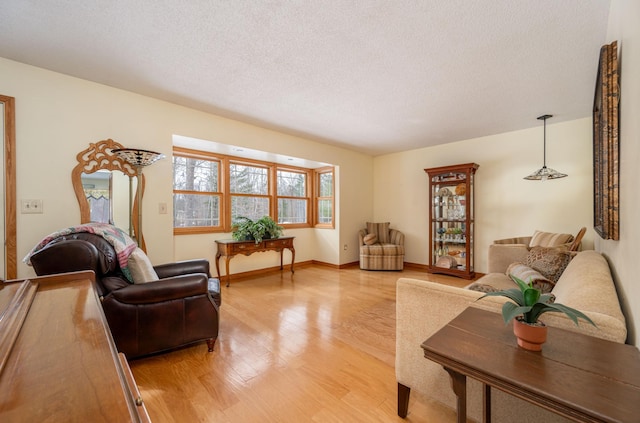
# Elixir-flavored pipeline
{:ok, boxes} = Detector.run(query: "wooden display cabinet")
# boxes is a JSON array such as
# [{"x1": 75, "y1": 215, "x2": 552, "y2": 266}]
[{"x1": 424, "y1": 163, "x2": 479, "y2": 279}]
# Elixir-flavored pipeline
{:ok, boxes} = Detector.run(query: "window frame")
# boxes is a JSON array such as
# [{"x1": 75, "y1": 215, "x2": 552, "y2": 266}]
[
  {"x1": 173, "y1": 147, "x2": 329, "y2": 234},
  {"x1": 173, "y1": 147, "x2": 224, "y2": 235},
  {"x1": 275, "y1": 165, "x2": 312, "y2": 228},
  {"x1": 227, "y1": 158, "x2": 273, "y2": 228},
  {"x1": 313, "y1": 166, "x2": 335, "y2": 228}
]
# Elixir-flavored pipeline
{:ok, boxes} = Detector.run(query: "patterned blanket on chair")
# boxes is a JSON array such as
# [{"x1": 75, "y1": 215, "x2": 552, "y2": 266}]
[{"x1": 23, "y1": 222, "x2": 138, "y2": 281}]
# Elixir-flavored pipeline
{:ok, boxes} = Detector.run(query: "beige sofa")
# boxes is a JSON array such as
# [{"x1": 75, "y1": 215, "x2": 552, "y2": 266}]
[{"x1": 396, "y1": 250, "x2": 627, "y2": 422}]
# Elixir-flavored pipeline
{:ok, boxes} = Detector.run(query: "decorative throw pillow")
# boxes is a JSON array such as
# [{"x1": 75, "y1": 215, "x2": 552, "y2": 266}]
[
  {"x1": 529, "y1": 230, "x2": 574, "y2": 248},
  {"x1": 466, "y1": 282, "x2": 498, "y2": 293},
  {"x1": 128, "y1": 248, "x2": 160, "y2": 284},
  {"x1": 366, "y1": 222, "x2": 390, "y2": 244},
  {"x1": 525, "y1": 246, "x2": 573, "y2": 284},
  {"x1": 363, "y1": 233, "x2": 378, "y2": 245},
  {"x1": 506, "y1": 262, "x2": 555, "y2": 293}
]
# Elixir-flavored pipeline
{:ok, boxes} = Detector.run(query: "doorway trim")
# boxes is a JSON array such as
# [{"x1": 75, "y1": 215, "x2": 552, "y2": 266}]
[{"x1": 1, "y1": 95, "x2": 16, "y2": 279}]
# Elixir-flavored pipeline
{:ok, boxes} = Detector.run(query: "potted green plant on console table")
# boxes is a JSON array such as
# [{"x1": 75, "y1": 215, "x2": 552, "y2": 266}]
[
  {"x1": 478, "y1": 275, "x2": 595, "y2": 351},
  {"x1": 232, "y1": 216, "x2": 284, "y2": 244}
]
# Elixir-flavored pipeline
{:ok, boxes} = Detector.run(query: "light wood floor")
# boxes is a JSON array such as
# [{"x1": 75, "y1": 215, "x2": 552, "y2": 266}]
[{"x1": 129, "y1": 265, "x2": 471, "y2": 422}]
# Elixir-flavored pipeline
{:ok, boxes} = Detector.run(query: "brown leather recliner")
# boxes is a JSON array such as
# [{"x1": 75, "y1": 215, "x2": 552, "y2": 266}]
[{"x1": 29, "y1": 232, "x2": 220, "y2": 359}]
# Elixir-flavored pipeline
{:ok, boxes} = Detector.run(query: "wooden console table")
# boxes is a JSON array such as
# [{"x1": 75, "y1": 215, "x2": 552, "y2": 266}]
[
  {"x1": 215, "y1": 236, "x2": 295, "y2": 286},
  {"x1": 421, "y1": 307, "x2": 640, "y2": 423},
  {"x1": 0, "y1": 271, "x2": 150, "y2": 422}
]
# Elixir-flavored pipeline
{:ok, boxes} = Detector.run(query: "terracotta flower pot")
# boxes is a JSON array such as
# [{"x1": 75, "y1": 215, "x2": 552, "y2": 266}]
[{"x1": 513, "y1": 318, "x2": 548, "y2": 351}]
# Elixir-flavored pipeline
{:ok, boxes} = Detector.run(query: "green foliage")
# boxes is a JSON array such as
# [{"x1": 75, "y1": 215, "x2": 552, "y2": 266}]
[
  {"x1": 478, "y1": 275, "x2": 596, "y2": 327},
  {"x1": 231, "y1": 216, "x2": 283, "y2": 244}
]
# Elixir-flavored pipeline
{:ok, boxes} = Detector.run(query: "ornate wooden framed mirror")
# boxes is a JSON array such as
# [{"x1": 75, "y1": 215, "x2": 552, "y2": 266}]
[{"x1": 72, "y1": 139, "x2": 147, "y2": 250}]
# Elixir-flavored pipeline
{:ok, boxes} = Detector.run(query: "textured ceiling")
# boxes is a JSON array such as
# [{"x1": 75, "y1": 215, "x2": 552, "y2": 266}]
[{"x1": 0, "y1": 1, "x2": 610, "y2": 156}]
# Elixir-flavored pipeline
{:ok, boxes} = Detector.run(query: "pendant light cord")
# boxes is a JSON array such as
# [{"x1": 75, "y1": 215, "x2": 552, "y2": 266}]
[{"x1": 543, "y1": 117, "x2": 547, "y2": 167}]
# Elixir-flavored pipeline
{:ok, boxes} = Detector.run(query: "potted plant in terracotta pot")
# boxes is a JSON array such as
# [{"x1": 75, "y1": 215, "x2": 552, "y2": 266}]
[{"x1": 478, "y1": 275, "x2": 596, "y2": 351}]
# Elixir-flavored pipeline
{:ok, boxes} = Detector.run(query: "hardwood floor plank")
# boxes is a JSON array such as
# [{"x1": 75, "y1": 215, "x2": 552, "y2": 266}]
[{"x1": 129, "y1": 266, "x2": 466, "y2": 422}]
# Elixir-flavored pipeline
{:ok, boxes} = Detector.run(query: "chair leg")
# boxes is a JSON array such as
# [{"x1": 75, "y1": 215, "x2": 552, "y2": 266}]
[
  {"x1": 206, "y1": 338, "x2": 216, "y2": 352},
  {"x1": 398, "y1": 382, "x2": 411, "y2": 418}
]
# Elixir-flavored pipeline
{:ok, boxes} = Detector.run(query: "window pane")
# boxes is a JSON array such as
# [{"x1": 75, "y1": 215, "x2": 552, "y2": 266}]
[
  {"x1": 319, "y1": 173, "x2": 332, "y2": 196},
  {"x1": 318, "y1": 199, "x2": 332, "y2": 224},
  {"x1": 278, "y1": 198, "x2": 307, "y2": 224},
  {"x1": 230, "y1": 164, "x2": 268, "y2": 194},
  {"x1": 231, "y1": 196, "x2": 269, "y2": 222},
  {"x1": 277, "y1": 170, "x2": 305, "y2": 197},
  {"x1": 173, "y1": 156, "x2": 218, "y2": 192},
  {"x1": 173, "y1": 194, "x2": 220, "y2": 227}
]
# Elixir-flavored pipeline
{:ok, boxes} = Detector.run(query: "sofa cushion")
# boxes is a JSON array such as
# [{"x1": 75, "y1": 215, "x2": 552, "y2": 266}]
[
  {"x1": 525, "y1": 246, "x2": 573, "y2": 284},
  {"x1": 363, "y1": 233, "x2": 378, "y2": 245},
  {"x1": 360, "y1": 243, "x2": 405, "y2": 256},
  {"x1": 128, "y1": 248, "x2": 160, "y2": 284},
  {"x1": 367, "y1": 222, "x2": 390, "y2": 243},
  {"x1": 506, "y1": 262, "x2": 555, "y2": 293},
  {"x1": 467, "y1": 272, "x2": 515, "y2": 293},
  {"x1": 529, "y1": 230, "x2": 574, "y2": 248},
  {"x1": 359, "y1": 243, "x2": 404, "y2": 270},
  {"x1": 102, "y1": 275, "x2": 132, "y2": 292}
]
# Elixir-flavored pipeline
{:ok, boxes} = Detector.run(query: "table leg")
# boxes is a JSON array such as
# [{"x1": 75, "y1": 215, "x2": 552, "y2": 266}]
[
  {"x1": 215, "y1": 253, "x2": 222, "y2": 280},
  {"x1": 289, "y1": 247, "x2": 295, "y2": 273},
  {"x1": 280, "y1": 248, "x2": 284, "y2": 270},
  {"x1": 225, "y1": 256, "x2": 232, "y2": 287},
  {"x1": 483, "y1": 383, "x2": 491, "y2": 423},
  {"x1": 444, "y1": 367, "x2": 467, "y2": 423}
]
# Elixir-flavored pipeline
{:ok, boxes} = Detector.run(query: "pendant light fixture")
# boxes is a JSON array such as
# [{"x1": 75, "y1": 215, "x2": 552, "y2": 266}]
[{"x1": 524, "y1": 114, "x2": 567, "y2": 181}]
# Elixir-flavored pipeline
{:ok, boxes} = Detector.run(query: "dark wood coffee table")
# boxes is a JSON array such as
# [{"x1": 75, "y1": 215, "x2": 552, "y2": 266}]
[{"x1": 421, "y1": 307, "x2": 640, "y2": 423}]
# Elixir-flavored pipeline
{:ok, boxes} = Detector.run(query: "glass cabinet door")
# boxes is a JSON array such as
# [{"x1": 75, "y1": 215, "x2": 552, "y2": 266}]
[{"x1": 425, "y1": 163, "x2": 478, "y2": 279}]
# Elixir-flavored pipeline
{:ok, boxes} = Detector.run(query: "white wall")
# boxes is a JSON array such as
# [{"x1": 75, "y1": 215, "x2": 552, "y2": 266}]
[
  {"x1": 0, "y1": 57, "x2": 373, "y2": 278},
  {"x1": 599, "y1": 0, "x2": 640, "y2": 345},
  {"x1": 374, "y1": 118, "x2": 594, "y2": 272}
]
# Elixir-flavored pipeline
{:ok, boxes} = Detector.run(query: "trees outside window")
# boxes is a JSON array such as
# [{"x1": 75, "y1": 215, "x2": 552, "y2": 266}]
[
  {"x1": 173, "y1": 152, "x2": 221, "y2": 233},
  {"x1": 277, "y1": 169, "x2": 308, "y2": 224},
  {"x1": 229, "y1": 162, "x2": 270, "y2": 223}
]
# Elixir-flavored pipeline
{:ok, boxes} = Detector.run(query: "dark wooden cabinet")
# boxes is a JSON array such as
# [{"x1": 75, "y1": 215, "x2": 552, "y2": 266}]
[
  {"x1": 424, "y1": 163, "x2": 478, "y2": 279},
  {"x1": 0, "y1": 271, "x2": 151, "y2": 422}
]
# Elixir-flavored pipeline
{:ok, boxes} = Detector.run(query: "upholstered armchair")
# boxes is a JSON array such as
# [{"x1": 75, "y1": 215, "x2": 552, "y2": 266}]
[
  {"x1": 29, "y1": 232, "x2": 220, "y2": 359},
  {"x1": 358, "y1": 222, "x2": 405, "y2": 270}
]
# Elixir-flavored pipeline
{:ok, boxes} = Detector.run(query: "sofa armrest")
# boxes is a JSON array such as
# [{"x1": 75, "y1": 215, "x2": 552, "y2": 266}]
[
  {"x1": 154, "y1": 259, "x2": 211, "y2": 279},
  {"x1": 389, "y1": 229, "x2": 404, "y2": 245},
  {"x1": 358, "y1": 229, "x2": 368, "y2": 245},
  {"x1": 396, "y1": 278, "x2": 506, "y2": 381},
  {"x1": 396, "y1": 277, "x2": 508, "y2": 413},
  {"x1": 109, "y1": 273, "x2": 209, "y2": 304},
  {"x1": 487, "y1": 244, "x2": 529, "y2": 273}
]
